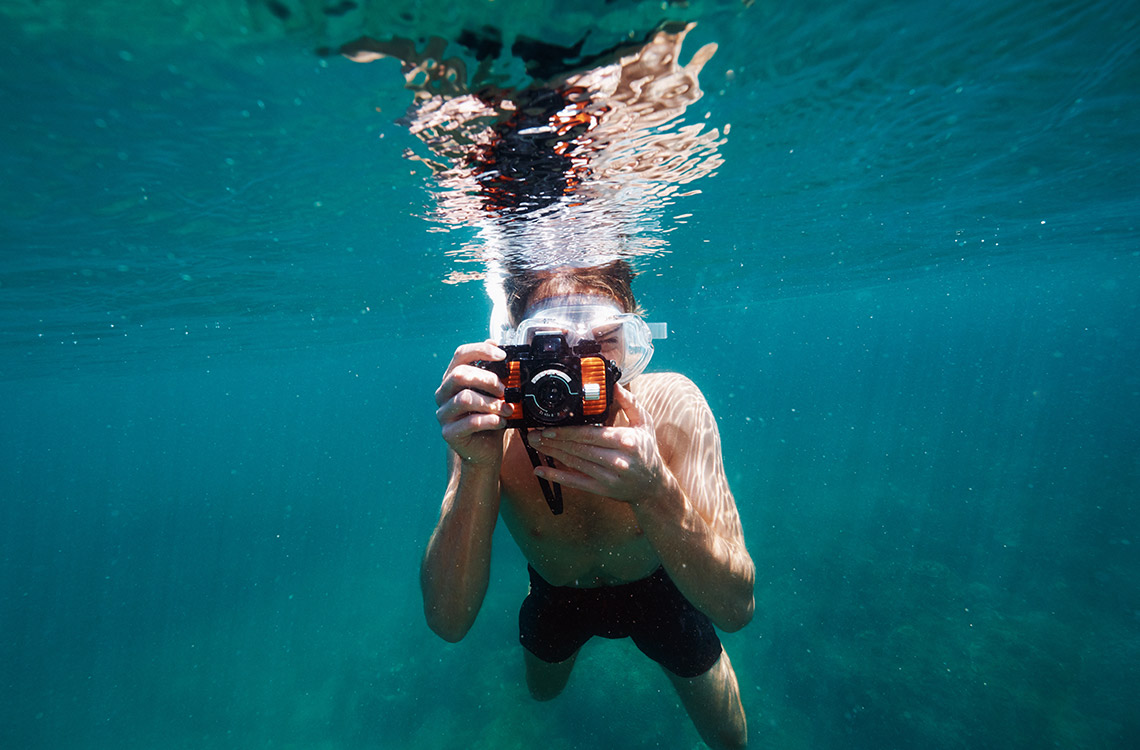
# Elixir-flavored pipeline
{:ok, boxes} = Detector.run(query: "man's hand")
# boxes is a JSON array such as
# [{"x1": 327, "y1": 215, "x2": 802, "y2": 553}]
[
  {"x1": 526, "y1": 385, "x2": 671, "y2": 505},
  {"x1": 435, "y1": 341, "x2": 515, "y2": 466}
]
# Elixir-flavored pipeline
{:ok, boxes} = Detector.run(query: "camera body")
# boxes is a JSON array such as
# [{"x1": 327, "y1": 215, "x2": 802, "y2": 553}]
[{"x1": 477, "y1": 332, "x2": 622, "y2": 428}]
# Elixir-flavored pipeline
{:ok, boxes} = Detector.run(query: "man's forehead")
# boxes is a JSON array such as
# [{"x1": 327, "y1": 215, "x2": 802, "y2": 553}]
[
  {"x1": 525, "y1": 292, "x2": 623, "y2": 316},
  {"x1": 528, "y1": 278, "x2": 624, "y2": 307}
]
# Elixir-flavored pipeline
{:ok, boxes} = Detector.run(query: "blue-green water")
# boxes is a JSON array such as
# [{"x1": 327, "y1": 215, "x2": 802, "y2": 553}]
[{"x1": 2, "y1": 1, "x2": 1138, "y2": 748}]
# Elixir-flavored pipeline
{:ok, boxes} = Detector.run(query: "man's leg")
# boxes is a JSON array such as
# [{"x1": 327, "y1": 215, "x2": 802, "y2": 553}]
[
  {"x1": 663, "y1": 649, "x2": 747, "y2": 750},
  {"x1": 523, "y1": 647, "x2": 580, "y2": 701}
]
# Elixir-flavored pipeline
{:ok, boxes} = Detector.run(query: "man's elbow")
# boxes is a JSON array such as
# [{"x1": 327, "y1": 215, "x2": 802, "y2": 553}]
[
  {"x1": 716, "y1": 571, "x2": 755, "y2": 632},
  {"x1": 718, "y1": 596, "x2": 755, "y2": 633},
  {"x1": 420, "y1": 560, "x2": 482, "y2": 642},
  {"x1": 424, "y1": 603, "x2": 474, "y2": 643}
]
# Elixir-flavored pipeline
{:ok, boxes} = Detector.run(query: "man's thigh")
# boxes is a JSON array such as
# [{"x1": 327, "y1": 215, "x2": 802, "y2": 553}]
[
  {"x1": 663, "y1": 649, "x2": 747, "y2": 750},
  {"x1": 523, "y1": 646, "x2": 580, "y2": 701}
]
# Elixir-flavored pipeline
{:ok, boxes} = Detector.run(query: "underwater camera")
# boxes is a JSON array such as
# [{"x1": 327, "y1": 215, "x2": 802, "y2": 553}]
[{"x1": 477, "y1": 332, "x2": 621, "y2": 428}]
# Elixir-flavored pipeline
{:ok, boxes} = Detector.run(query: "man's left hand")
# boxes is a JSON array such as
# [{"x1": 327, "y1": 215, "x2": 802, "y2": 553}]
[{"x1": 527, "y1": 385, "x2": 670, "y2": 505}]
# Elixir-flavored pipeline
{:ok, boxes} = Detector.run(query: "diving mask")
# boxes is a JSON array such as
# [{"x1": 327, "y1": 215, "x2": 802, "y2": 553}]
[{"x1": 493, "y1": 295, "x2": 667, "y2": 384}]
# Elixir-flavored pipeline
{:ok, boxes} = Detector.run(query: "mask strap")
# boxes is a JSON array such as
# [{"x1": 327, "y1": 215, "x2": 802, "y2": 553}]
[
  {"x1": 519, "y1": 429, "x2": 563, "y2": 515},
  {"x1": 489, "y1": 298, "x2": 511, "y2": 343}
]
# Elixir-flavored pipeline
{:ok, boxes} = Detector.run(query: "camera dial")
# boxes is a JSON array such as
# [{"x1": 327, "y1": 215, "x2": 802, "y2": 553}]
[{"x1": 527, "y1": 368, "x2": 577, "y2": 424}]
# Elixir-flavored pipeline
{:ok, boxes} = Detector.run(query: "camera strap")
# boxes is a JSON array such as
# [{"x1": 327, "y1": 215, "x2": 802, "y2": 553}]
[{"x1": 519, "y1": 428, "x2": 564, "y2": 515}]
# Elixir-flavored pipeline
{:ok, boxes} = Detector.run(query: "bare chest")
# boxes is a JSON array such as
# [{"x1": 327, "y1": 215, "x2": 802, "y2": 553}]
[{"x1": 497, "y1": 432, "x2": 658, "y2": 586}]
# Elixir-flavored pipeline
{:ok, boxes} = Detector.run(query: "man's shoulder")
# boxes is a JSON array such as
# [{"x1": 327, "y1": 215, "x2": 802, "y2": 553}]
[{"x1": 629, "y1": 372, "x2": 714, "y2": 426}]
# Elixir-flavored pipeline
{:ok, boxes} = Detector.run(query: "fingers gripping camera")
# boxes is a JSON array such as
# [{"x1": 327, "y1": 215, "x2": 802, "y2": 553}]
[{"x1": 477, "y1": 332, "x2": 622, "y2": 428}]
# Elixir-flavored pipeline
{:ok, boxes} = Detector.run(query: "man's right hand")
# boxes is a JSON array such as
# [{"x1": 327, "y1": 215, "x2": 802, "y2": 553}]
[{"x1": 434, "y1": 340, "x2": 514, "y2": 466}]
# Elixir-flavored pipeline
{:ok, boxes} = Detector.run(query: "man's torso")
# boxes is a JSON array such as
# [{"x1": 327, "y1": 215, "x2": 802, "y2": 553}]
[{"x1": 497, "y1": 373, "x2": 679, "y2": 588}]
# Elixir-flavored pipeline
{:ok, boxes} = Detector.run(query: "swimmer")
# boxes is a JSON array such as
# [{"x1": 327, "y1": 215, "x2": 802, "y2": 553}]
[{"x1": 426, "y1": 261, "x2": 754, "y2": 749}]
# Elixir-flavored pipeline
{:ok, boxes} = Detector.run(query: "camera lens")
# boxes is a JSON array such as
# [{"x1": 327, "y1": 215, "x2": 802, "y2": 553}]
[{"x1": 534, "y1": 373, "x2": 571, "y2": 413}]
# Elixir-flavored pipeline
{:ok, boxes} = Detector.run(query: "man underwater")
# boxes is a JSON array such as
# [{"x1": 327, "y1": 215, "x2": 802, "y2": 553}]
[{"x1": 426, "y1": 261, "x2": 754, "y2": 750}]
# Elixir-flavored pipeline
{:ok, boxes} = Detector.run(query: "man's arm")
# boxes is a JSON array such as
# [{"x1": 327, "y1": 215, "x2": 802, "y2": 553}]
[
  {"x1": 421, "y1": 452, "x2": 502, "y2": 641},
  {"x1": 630, "y1": 374, "x2": 755, "y2": 631},
  {"x1": 528, "y1": 374, "x2": 755, "y2": 631},
  {"x1": 422, "y1": 342, "x2": 513, "y2": 642}
]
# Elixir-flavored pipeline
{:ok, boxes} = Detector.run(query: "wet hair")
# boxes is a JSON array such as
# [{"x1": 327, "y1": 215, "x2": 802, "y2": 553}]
[{"x1": 503, "y1": 260, "x2": 640, "y2": 326}]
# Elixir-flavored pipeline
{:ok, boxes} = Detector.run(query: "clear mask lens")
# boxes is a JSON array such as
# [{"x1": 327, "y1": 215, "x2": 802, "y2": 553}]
[{"x1": 505, "y1": 300, "x2": 664, "y2": 384}]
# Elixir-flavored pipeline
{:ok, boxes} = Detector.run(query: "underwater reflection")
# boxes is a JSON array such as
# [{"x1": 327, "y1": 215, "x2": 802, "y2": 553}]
[{"x1": 343, "y1": 22, "x2": 725, "y2": 283}]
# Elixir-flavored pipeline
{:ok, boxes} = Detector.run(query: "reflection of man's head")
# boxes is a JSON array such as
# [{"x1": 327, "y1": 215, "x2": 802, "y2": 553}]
[{"x1": 344, "y1": 23, "x2": 722, "y2": 281}]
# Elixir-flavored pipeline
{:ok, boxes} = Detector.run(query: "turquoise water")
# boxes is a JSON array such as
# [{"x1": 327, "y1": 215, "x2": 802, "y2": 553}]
[{"x1": 2, "y1": 1, "x2": 1138, "y2": 748}]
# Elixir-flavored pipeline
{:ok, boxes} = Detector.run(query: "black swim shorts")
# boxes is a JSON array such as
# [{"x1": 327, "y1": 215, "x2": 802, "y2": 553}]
[{"x1": 519, "y1": 565, "x2": 723, "y2": 678}]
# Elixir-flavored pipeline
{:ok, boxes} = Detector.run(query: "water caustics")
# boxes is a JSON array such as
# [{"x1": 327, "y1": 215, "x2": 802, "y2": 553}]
[{"x1": 342, "y1": 22, "x2": 726, "y2": 285}]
